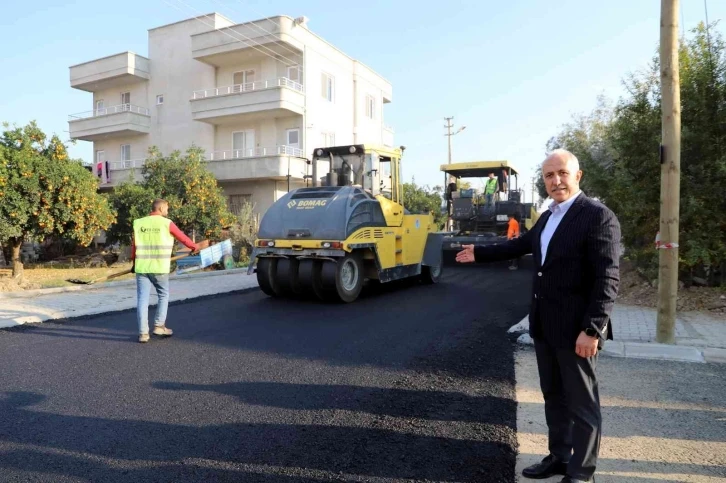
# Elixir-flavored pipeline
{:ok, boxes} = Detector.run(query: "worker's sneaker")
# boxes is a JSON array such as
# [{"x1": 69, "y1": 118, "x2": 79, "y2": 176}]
[
  {"x1": 153, "y1": 325, "x2": 173, "y2": 337},
  {"x1": 138, "y1": 333, "x2": 150, "y2": 343}
]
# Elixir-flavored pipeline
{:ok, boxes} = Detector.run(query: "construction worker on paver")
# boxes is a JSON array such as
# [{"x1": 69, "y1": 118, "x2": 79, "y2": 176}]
[
  {"x1": 484, "y1": 172, "x2": 498, "y2": 212},
  {"x1": 131, "y1": 198, "x2": 200, "y2": 343}
]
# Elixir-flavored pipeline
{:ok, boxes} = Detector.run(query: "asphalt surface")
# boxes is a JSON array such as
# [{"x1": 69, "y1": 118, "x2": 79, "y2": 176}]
[{"x1": 0, "y1": 259, "x2": 533, "y2": 482}]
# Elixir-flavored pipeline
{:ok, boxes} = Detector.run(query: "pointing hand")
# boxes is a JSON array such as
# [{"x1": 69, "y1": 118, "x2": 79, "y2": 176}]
[{"x1": 456, "y1": 244, "x2": 475, "y2": 263}]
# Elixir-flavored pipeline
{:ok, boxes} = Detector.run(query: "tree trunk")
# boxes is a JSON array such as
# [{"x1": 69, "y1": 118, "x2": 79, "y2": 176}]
[{"x1": 10, "y1": 237, "x2": 23, "y2": 279}]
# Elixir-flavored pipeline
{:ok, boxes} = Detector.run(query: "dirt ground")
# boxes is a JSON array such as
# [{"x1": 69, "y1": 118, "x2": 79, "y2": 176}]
[
  {"x1": 0, "y1": 262, "x2": 135, "y2": 291},
  {"x1": 617, "y1": 261, "x2": 726, "y2": 314}
]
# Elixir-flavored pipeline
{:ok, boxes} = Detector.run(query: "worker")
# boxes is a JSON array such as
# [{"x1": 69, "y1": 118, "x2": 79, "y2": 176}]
[
  {"x1": 484, "y1": 173, "x2": 498, "y2": 212},
  {"x1": 507, "y1": 213, "x2": 520, "y2": 270},
  {"x1": 131, "y1": 198, "x2": 200, "y2": 343}
]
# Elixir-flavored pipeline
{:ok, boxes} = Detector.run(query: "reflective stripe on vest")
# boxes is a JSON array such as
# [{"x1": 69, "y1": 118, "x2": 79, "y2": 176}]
[{"x1": 133, "y1": 216, "x2": 175, "y2": 274}]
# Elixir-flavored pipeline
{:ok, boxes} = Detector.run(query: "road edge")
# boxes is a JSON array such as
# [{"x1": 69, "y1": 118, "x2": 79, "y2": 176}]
[{"x1": 508, "y1": 316, "x2": 723, "y2": 364}]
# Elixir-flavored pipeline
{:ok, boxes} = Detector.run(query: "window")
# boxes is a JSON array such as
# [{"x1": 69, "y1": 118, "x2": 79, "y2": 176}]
[
  {"x1": 120, "y1": 144, "x2": 131, "y2": 160},
  {"x1": 321, "y1": 132, "x2": 335, "y2": 147},
  {"x1": 321, "y1": 72, "x2": 334, "y2": 102},
  {"x1": 232, "y1": 130, "x2": 255, "y2": 157},
  {"x1": 233, "y1": 70, "x2": 256, "y2": 92},
  {"x1": 95, "y1": 100, "x2": 105, "y2": 116},
  {"x1": 156, "y1": 94, "x2": 164, "y2": 105},
  {"x1": 286, "y1": 129, "x2": 300, "y2": 147},
  {"x1": 121, "y1": 92, "x2": 130, "y2": 110},
  {"x1": 287, "y1": 65, "x2": 301, "y2": 83},
  {"x1": 227, "y1": 194, "x2": 251, "y2": 216},
  {"x1": 366, "y1": 95, "x2": 375, "y2": 119}
]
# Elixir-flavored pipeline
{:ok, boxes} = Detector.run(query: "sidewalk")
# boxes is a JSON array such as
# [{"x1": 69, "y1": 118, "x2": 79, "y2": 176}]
[
  {"x1": 0, "y1": 268, "x2": 260, "y2": 329},
  {"x1": 509, "y1": 304, "x2": 726, "y2": 364},
  {"x1": 514, "y1": 346, "x2": 726, "y2": 483}
]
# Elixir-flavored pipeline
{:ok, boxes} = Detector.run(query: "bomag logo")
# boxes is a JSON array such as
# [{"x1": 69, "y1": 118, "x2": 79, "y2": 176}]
[
  {"x1": 287, "y1": 199, "x2": 328, "y2": 210},
  {"x1": 140, "y1": 226, "x2": 161, "y2": 233}
]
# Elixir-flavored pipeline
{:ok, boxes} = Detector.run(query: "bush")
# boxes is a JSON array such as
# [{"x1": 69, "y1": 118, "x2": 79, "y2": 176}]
[{"x1": 227, "y1": 201, "x2": 259, "y2": 266}]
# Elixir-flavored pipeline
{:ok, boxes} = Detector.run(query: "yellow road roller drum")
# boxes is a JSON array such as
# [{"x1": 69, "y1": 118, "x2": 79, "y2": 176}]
[{"x1": 247, "y1": 144, "x2": 444, "y2": 303}]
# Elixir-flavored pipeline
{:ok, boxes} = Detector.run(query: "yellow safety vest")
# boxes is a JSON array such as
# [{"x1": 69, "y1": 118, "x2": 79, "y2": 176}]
[{"x1": 132, "y1": 215, "x2": 175, "y2": 274}]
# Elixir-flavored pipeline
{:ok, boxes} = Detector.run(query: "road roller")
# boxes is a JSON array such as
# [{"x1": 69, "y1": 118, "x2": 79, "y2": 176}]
[{"x1": 246, "y1": 144, "x2": 444, "y2": 303}]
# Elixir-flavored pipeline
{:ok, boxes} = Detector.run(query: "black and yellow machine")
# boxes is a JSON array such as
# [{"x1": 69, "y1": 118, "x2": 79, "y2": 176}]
[
  {"x1": 441, "y1": 160, "x2": 540, "y2": 261},
  {"x1": 247, "y1": 144, "x2": 444, "y2": 303}
]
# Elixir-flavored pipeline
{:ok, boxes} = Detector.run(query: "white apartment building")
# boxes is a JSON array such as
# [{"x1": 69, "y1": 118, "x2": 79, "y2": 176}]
[{"x1": 67, "y1": 13, "x2": 394, "y2": 216}]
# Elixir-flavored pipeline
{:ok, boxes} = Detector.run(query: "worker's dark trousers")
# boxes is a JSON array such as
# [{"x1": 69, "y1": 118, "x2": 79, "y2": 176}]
[{"x1": 534, "y1": 338, "x2": 602, "y2": 480}]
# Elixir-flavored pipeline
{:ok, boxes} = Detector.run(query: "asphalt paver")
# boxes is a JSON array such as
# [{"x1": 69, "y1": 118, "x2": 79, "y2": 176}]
[{"x1": 0, "y1": 261, "x2": 532, "y2": 482}]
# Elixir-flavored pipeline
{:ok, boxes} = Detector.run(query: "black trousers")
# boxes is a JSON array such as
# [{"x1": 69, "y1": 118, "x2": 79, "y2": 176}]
[{"x1": 534, "y1": 338, "x2": 602, "y2": 480}]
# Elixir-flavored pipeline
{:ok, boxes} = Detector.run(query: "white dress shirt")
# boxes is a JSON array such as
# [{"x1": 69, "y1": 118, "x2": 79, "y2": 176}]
[{"x1": 540, "y1": 190, "x2": 582, "y2": 263}]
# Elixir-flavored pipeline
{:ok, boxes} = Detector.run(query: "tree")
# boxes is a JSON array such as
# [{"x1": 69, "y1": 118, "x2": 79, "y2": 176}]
[
  {"x1": 0, "y1": 121, "x2": 115, "y2": 278},
  {"x1": 403, "y1": 179, "x2": 446, "y2": 229},
  {"x1": 544, "y1": 22, "x2": 726, "y2": 284},
  {"x1": 106, "y1": 145, "x2": 237, "y2": 245}
]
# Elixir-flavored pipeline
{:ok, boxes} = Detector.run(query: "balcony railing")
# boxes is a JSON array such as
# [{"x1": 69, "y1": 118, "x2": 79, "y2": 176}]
[
  {"x1": 68, "y1": 104, "x2": 150, "y2": 121},
  {"x1": 206, "y1": 145, "x2": 304, "y2": 161},
  {"x1": 192, "y1": 77, "x2": 304, "y2": 100},
  {"x1": 108, "y1": 158, "x2": 146, "y2": 171}
]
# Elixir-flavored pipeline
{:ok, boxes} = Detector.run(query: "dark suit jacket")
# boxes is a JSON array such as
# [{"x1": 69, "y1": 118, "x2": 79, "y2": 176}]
[{"x1": 474, "y1": 192, "x2": 621, "y2": 349}]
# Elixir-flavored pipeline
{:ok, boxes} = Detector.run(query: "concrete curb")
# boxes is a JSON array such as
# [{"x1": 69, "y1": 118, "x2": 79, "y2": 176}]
[
  {"x1": 0, "y1": 284, "x2": 260, "y2": 329},
  {"x1": 0, "y1": 267, "x2": 250, "y2": 300},
  {"x1": 510, "y1": 317, "x2": 722, "y2": 364}
]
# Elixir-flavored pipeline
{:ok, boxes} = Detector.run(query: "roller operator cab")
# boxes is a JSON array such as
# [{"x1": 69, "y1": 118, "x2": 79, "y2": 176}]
[{"x1": 248, "y1": 144, "x2": 444, "y2": 303}]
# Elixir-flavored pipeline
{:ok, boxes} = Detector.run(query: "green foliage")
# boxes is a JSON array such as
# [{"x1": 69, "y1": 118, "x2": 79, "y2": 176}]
[
  {"x1": 544, "y1": 22, "x2": 726, "y2": 283},
  {"x1": 104, "y1": 182, "x2": 155, "y2": 245},
  {"x1": 0, "y1": 121, "x2": 115, "y2": 274},
  {"x1": 227, "y1": 200, "x2": 258, "y2": 265},
  {"x1": 106, "y1": 145, "x2": 237, "y2": 245},
  {"x1": 403, "y1": 180, "x2": 446, "y2": 229}
]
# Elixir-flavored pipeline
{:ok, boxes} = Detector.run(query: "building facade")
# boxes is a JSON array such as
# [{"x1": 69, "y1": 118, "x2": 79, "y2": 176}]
[{"x1": 68, "y1": 13, "x2": 394, "y2": 216}]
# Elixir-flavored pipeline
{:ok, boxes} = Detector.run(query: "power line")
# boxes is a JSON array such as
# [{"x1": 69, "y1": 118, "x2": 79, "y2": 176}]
[
  {"x1": 162, "y1": 0, "x2": 301, "y2": 68},
  {"x1": 208, "y1": 0, "x2": 302, "y2": 59},
  {"x1": 173, "y1": 0, "x2": 392, "y2": 89}
]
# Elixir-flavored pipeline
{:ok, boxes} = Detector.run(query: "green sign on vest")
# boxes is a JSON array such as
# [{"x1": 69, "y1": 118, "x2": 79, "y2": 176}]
[{"x1": 133, "y1": 216, "x2": 175, "y2": 274}]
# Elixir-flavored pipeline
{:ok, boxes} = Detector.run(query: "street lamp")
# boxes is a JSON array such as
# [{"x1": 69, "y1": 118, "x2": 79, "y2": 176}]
[
  {"x1": 443, "y1": 118, "x2": 466, "y2": 231},
  {"x1": 444, "y1": 117, "x2": 466, "y2": 165}
]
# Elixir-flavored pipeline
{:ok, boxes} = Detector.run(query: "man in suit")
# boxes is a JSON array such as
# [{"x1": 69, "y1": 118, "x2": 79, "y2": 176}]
[{"x1": 456, "y1": 149, "x2": 620, "y2": 483}]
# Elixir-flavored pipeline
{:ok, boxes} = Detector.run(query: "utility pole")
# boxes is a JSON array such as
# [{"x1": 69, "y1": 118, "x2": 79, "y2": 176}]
[
  {"x1": 444, "y1": 117, "x2": 466, "y2": 165},
  {"x1": 656, "y1": 0, "x2": 681, "y2": 344},
  {"x1": 444, "y1": 117, "x2": 466, "y2": 231},
  {"x1": 444, "y1": 117, "x2": 454, "y2": 164}
]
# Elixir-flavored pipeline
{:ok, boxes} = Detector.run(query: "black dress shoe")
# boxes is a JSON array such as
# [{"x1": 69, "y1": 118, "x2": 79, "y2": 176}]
[{"x1": 522, "y1": 454, "x2": 568, "y2": 479}]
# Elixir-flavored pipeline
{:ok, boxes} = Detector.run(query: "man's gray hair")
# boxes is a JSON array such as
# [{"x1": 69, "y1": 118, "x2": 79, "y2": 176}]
[{"x1": 544, "y1": 148, "x2": 580, "y2": 171}]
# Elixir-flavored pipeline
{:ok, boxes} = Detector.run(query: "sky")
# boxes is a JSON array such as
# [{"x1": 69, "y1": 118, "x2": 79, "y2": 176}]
[{"x1": 1, "y1": 0, "x2": 724, "y2": 202}]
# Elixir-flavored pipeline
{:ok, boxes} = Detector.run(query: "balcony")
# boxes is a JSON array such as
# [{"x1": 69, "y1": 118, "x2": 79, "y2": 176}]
[
  {"x1": 92, "y1": 158, "x2": 146, "y2": 188},
  {"x1": 190, "y1": 78, "x2": 304, "y2": 124},
  {"x1": 70, "y1": 52, "x2": 150, "y2": 92},
  {"x1": 108, "y1": 158, "x2": 146, "y2": 172},
  {"x1": 68, "y1": 104, "x2": 151, "y2": 142},
  {"x1": 203, "y1": 145, "x2": 308, "y2": 181},
  {"x1": 191, "y1": 16, "x2": 302, "y2": 67}
]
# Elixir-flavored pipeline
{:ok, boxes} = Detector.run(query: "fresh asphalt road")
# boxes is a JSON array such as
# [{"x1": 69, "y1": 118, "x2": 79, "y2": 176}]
[{"x1": 0, "y1": 259, "x2": 533, "y2": 483}]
